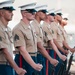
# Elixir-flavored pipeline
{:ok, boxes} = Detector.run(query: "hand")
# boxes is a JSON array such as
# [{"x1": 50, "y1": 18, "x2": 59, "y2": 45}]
[
  {"x1": 59, "y1": 54, "x2": 67, "y2": 61},
  {"x1": 50, "y1": 59, "x2": 59, "y2": 66},
  {"x1": 70, "y1": 48, "x2": 75, "y2": 53},
  {"x1": 16, "y1": 68, "x2": 27, "y2": 75},
  {"x1": 64, "y1": 50, "x2": 69, "y2": 55},
  {"x1": 33, "y1": 63, "x2": 43, "y2": 71}
]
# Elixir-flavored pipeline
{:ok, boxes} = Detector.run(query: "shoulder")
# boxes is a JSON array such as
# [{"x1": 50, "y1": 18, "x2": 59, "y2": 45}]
[{"x1": 12, "y1": 22, "x2": 22, "y2": 32}]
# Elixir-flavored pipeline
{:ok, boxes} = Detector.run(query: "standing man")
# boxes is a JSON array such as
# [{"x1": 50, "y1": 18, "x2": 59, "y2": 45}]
[
  {"x1": 59, "y1": 18, "x2": 75, "y2": 53},
  {"x1": 42, "y1": 12, "x2": 66, "y2": 60},
  {"x1": 42, "y1": 12, "x2": 67, "y2": 75},
  {"x1": 31, "y1": 5, "x2": 59, "y2": 75},
  {"x1": 12, "y1": 3, "x2": 43, "y2": 75},
  {"x1": 60, "y1": 18, "x2": 68, "y2": 43},
  {"x1": 59, "y1": 17, "x2": 75, "y2": 74},
  {"x1": 51, "y1": 13, "x2": 74, "y2": 75},
  {"x1": 0, "y1": 1, "x2": 26, "y2": 75},
  {"x1": 50, "y1": 13, "x2": 68, "y2": 75}
]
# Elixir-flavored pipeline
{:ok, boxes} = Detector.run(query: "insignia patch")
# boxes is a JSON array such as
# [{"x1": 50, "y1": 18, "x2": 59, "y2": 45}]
[
  {"x1": 14, "y1": 34, "x2": 19, "y2": 41},
  {"x1": 0, "y1": 36, "x2": 2, "y2": 41},
  {"x1": 44, "y1": 31, "x2": 47, "y2": 36},
  {"x1": 52, "y1": 30, "x2": 54, "y2": 34},
  {"x1": 44, "y1": 39, "x2": 46, "y2": 43}
]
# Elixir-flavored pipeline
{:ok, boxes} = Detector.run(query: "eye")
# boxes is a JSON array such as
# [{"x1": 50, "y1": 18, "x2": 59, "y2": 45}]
[{"x1": 8, "y1": 10, "x2": 12, "y2": 13}]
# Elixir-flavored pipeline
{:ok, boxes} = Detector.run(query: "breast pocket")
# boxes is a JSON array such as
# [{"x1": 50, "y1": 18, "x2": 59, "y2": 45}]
[
  {"x1": 57, "y1": 29, "x2": 62, "y2": 35},
  {"x1": 8, "y1": 31, "x2": 13, "y2": 43},
  {"x1": 1, "y1": 32, "x2": 9, "y2": 45},
  {"x1": 25, "y1": 33, "x2": 32, "y2": 40}
]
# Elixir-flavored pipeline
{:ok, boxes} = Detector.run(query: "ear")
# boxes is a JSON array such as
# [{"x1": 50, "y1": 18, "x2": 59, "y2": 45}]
[
  {"x1": 37, "y1": 11, "x2": 42, "y2": 16},
  {"x1": 39, "y1": 12, "x2": 42, "y2": 16},
  {"x1": 0, "y1": 10, "x2": 4, "y2": 16},
  {"x1": 24, "y1": 11, "x2": 27, "y2": 17},
  {"x1": 21, "y1": 11, "x2": 26, "y2": 17}
]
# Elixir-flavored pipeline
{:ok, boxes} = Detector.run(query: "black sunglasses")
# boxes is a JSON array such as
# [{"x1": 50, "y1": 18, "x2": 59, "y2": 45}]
[
  {"x1": 25, "y1": 9, "x2": 36, "y2": 15},
  {"x1": 39, "y1": 10, "x2": 47, "y2": 14},
  {"x1": 0, "y1": 7, "x2": 15, "y2": 11}
]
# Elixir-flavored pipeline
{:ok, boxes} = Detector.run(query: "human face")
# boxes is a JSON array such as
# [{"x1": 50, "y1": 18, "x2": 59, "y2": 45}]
[
  {"x1": 25, "y1": 11, "x2": 35, "y2": 21},
  {"x1": 3, "y1": 10, "x2": 13, "y2": 21},
  {"x1": 48, "y1": 15, "x2": 55, "y2": 22},
  {"x1": 56, "y1": 15, "x2": 62, "y2": 22},
  {"x1": 62, "y1": 20, "x2": 68, "y2": 26},
  {"x1": 39, "y1": 11, "x2": 46, "y2": 20}
]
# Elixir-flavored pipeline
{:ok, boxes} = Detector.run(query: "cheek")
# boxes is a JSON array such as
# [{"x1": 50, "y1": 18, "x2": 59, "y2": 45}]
[
  {"x1": 5, "y1": 13, "x2": 11, "y2": 18},
  {"x1": 27, "y1": 14, "x2": 34, "y2": 19},
  {"x1": 58, "y1": 17, "x2": 61, "y2": 20},
  {"x1": 4, "y1": 14, "x2": 9, "y2": 18},
  {"x1": 42, "y1": 14, "x2": 46, "y2": 18},
  {"x1": 33, "y1": 15, "x2": 35, "y2": 18},
  {"x1": 28, "y1": 14, "x2": 32, "y2": 17},
  {"x1": 65, "y1": 22, "x2": 67, "y2": 25}
]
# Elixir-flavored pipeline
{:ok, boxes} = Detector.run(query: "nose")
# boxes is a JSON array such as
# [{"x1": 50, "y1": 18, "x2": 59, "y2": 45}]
[{"x1": 11, "y1": 12, "x2": 13, "y2": 16}]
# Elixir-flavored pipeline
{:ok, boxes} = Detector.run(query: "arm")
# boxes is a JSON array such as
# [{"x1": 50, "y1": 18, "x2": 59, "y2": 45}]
[
  {"x1": 37, "y1": 42, "x2": 58, "y2": 66},
  {"x1": 50, "y1": 24, "x2": 68, "y2": 54},
  {"x1": 2, "y1": 48, "x2": 26, "y2": 75},
  {"x1": 0, "y1": 31, "x2": 26, "y2": 75},
  {"x1": 18, "y1": 46, "x2": 42, "y2": 71},
  {"x1": 63, "y1": 41, "x2": 75, "y2": 53},
  {"x1": 12, "y1": 29, "x2": 42, "y2": 71},
  {"x1": 53, "y1": 39, "x2": 68, "y2": 54},
  {"x1": 49, "y1": 40, "x2": 66, "y2": 61}
]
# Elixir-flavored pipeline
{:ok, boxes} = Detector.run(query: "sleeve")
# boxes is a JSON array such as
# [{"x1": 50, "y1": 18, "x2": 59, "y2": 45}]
[
  {"x1": 43, "y1": 31, "x2": 53, "y2": 42},
  {"x1": 43, "y1": 26, "x2": 53, "y2": 42},
  {"x1": 51, "y1": 27, "x2": 58, "y2": 39},
  {"x1": 50, "y1": 22, "x2": 58, "y2": 39},
  {"x1": 12, "y1": 29, "x2": 26, "y2": 48},
  {"x1": 0, "y1": 31, "x2": 8, "y2": 49},
  {"x1": 37, "y1": 35, "x2": 42, "y2": 43}
]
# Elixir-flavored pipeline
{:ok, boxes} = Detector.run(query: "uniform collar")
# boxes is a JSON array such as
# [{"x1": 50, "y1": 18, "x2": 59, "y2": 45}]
[
  {"x1": 0, "y1": 20, "x2": 11, "y2": 32},
  {"x1": 43, "y1": 21, "x2": 48, "y2": 25},
  {"x1": 59, "y1": 24, "x2": 63, "y2": 29},
  {"x1": 43, "y1": 21, "x2": 50, "y2": 28},
  {"x1": 33, "y1": 19, "x2": 41, "y2": 27},
  {"x1": 0, "y1": 20, "x2": 8, "y2": 31},
  {"x1": 20, "y1": 20, "x2": 31, "y2": 30}
]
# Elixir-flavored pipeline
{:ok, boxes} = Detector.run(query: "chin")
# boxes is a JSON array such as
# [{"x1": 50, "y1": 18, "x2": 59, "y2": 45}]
[
  {"x1": 9, "y1": 19, "x2": 12, "y2": 21},
  {"x1": 30, "y1": 18, "x2": 34, "y2": 21}
]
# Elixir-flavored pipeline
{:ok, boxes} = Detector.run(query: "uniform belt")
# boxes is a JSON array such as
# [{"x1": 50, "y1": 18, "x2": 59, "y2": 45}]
[
  {"x1": 63, "y1": 46, "x2": 68, "y2": 50},
  {"x1": 29, "y1": 52, "x2": 37, "y2": 56},
  {"x1": 44, "y1": 46, "x2": 52, "y2": 50},
  {"x1": 13, "y1": 51, "x2": 19, "y2": 54},
  {"x1": 0, "y1": 61, "x2": 9, "y2": 65},
  {"x1": 37, "y1": 51, "x2": 41, "y2": 54},
  {"x1": 13, "y1": 51, "x2": 37, "y2": 56}
]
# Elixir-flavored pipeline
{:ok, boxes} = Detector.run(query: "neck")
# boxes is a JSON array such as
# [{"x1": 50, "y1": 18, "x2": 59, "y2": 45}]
[
  {"x1": 44, "y1": 18, "x2": 51, "y2": 24},
  {"x1": 22, "y1": 17, "x2": 30, "y2": 25},
  {"x1": 35, "y1": 15, "x2": 41, "y2": 24},
  {"x1": 0, "y1": 17, "x2": 8, "y2": 27},
  {"x1": 54, "y1": 19, "x2": 58, "y2": 23},
  {"x1": 61, "y1": 23, "x2": 64, "y2": 28}
]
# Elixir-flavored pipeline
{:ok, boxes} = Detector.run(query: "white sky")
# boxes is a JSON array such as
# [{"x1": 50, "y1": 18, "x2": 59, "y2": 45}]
[{"x1": 0, "y1": 0, "x2": 75, "y2": 34}]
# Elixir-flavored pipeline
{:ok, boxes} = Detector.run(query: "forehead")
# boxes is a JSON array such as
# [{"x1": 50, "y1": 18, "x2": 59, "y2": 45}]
[
  {"x1": 56, "y1": 15, "x2": 62, "y2": 18},
  {"x1": 2, "y1": 9, "x2": 13, "y2": 12}
]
